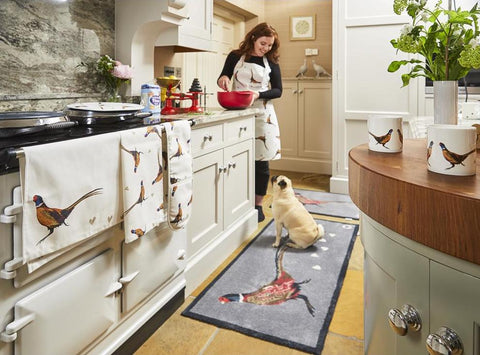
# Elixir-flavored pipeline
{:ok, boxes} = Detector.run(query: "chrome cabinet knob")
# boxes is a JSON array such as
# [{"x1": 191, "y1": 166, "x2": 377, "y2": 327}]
[
  {"x1": 228, "y1": 161, "x2": 236, "y2": 169},
  {"x1": 426, "y1": 326, "x2": 463, "y2": 355},
  {"x1": 388, "y1": 304, "x2": 422, "y2": 336},
  {"x1": 218, "y1": 167, "x2": 227, "y2": 173},
  {"x1": 203, "y1": 134, "x2": 213, "y2": 141}
]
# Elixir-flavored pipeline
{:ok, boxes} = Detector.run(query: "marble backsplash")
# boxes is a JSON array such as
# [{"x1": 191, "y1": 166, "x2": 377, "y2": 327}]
[{"x1": 0, "y1": 0, "x2": 117, "y2": 111}]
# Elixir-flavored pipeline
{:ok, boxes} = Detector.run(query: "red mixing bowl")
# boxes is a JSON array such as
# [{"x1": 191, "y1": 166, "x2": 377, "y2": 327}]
[{"x1": 217, "y1": 91, "x2": 253, "y2": 110}]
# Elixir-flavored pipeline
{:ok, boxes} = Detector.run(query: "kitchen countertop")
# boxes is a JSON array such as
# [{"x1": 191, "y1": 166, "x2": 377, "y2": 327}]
[
  {"x1": 146, "y1": 107, "x2": 261, "y2": 127},
  {"x1": 349, "y1": 139, "x2": 480, "y2": 266}
]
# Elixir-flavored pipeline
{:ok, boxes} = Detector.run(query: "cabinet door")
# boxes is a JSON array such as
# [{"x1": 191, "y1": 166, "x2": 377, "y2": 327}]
[
  {"x1": 223, "y1": 140, "x2": 253, "y2": 228},
  {"x1": 187, "y1": 150, "x2": 223, "y2": 258},
  {"x1": 181, "y1": 0, "x2": 212, "y2": 42},
  {"x1": 298, "y1": 81, "x2": 332, "y2": 161},
  {"x1": 363, "y1": 219, "x2": 429, "y2": 355},
  {"x1": 275, "y1": 80, "x2": 298, "y2": 157},
  {"x1": 430, "y1": 261, "x2": 480, "y2": 354}
]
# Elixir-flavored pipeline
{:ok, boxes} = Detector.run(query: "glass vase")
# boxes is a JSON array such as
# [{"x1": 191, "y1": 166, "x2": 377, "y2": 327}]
[
  {"x1": 107, "y1": 86, "x2": 121, "y2": 102},
  {"x1": 433, "y1": 81, "x2": 458, "y2": 125}
]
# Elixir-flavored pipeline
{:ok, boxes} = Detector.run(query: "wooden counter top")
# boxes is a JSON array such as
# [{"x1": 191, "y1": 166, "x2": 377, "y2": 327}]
[{"x1": 349, "y1": 139, "x2": 480, "y2": 265}]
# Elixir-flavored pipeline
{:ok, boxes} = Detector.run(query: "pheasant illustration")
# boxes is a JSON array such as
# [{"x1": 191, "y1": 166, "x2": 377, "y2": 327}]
[
  {"x1": 266, "y1": 114, "x2": 274, "y2": 125},
  {"x1": 256, "y1": 135, "x2": 268, "y2": 149},
  {"x1": 369, "y1": 129, "x2": 393, "y2": 148},
  {"x1": 171, "y1": 203, "x2": 183, "y2": 224},
  {"x1": 145, "y1": 126, "x2": 161, "y2": 139},
  {"x1": 187, "y1": 195, "x2": 193, "y2": 206},
  {"x1": 218, "y1": 245, "x2": 315, "y2": 316},
  {"x1": 122, "y1": 180, "x2": 146, "y2": 217},
  {"x1": 250, "y1": 69, "x2": 261, "y2": 84},
  {"x1": 157, "y1": 202, "x2": 164, "y2": 212},
  {"x1": 171, "y1": 138, "x2": 183, "y2": 159},
  {"x1": 397, "y1": 129, "x2": 403, "y2": 144},
  {"x1": 34, "y1": 188, "x2": 103, "y2": 245},
  {"x1": 171, "y1": 185, "x2": 178, "y2": 197},
  {"x1": 427, "y1": 140, "x2": 434, "y2": 166},
  {"x1": 152, "y1": 156, "x2": 163, "y2": 185},
  {"x1": 131, "y1": 227, "x2": 146, "y2": 237},
  {"x1": 439, "y1": 142, "x2": 476, "y2": 169},
  {"x1": 121, "y1": 144, "x2": 143, "y2": 173}
]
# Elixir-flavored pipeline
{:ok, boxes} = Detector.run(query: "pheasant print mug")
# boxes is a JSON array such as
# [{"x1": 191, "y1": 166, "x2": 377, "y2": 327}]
[
  {"x1": 426, "y1": 124, "x2": 477, "y2": 176},
  {"x1": 367, "y1": 115, "x2": 403, "y2": 153}
]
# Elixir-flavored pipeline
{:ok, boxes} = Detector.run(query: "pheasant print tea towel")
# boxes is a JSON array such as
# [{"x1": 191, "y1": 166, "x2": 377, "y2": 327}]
[
  {"x1": 163, "y1": 121, "x2": 193, "y2": 230},
  {"x1": 20, "y1": 132, "x2": 123, "y2": 273},
  {"x1": 120, "y1": 125, "x2": 166, "y2": 243}
]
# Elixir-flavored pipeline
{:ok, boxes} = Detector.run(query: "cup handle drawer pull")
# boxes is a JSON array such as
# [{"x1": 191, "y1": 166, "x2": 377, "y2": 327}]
[
  {"x1": 426, "y1": 326, "x2": 463, "y2": 355},
  {"x1": 388, "y1": 304, "x2": 422, "y2": 336},
  {"x1": 228, "y1": 161, "x2": 236, "y2": 169},
  {"x1": 203, "y1": 134, "x2": 213, "y2": 141}
]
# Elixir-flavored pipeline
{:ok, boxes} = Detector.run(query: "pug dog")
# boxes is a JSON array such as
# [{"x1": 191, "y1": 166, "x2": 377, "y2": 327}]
[{"x1": 271, "y1": 175, "x2": 324, "y2": 249}]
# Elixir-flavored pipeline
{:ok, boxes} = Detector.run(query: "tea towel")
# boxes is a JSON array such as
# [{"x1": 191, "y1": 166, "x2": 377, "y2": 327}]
[
  {"x1": 20, "y1": 132, "x2": 122, "y2": 272},
  {"x1": 120, "y1": 125, "x2": 166, "y2": 243},
  {"x1": 163, "y1": 121, "x2": 193, "y2": 230}
]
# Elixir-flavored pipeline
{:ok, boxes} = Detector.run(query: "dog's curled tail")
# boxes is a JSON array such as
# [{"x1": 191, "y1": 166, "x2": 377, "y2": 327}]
[{"x1": 314, "y1": 223, "x2": 325, "y2": 244}]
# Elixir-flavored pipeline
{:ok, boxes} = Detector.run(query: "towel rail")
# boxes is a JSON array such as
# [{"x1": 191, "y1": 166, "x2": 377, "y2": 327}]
[{"x1": 11, "y1": 119, "x2": 196, "y2": 160}]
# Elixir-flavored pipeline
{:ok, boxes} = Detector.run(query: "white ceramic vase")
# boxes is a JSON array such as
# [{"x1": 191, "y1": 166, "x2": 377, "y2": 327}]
[{"x1": 433, "y1": 81, "x2": 458, "y2": 125}]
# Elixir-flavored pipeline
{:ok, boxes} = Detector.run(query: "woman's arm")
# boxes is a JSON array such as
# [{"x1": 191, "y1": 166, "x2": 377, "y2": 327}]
[
  {"x1": 217, "y1": 52, "x2": 240, "y2": 91},
  {"x1": 258, "y1": 62, "x2": 282, "y2": 100}
]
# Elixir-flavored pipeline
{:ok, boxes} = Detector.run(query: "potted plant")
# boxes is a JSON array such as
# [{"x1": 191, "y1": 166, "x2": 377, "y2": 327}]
[{"x1": 388, "y1": 0, "x2": 480, "y2": 124}]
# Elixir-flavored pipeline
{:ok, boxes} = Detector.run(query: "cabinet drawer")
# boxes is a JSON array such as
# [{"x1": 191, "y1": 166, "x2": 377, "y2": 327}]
[
  {"x1": 191, "y1": 124, "x2": 224, "y2": 156},
  {"x1": 224, "y1": 117, "x2": 253, "y2": 143}
]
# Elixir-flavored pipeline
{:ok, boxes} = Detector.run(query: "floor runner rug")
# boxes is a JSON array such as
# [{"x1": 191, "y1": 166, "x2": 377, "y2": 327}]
[
  {"x1": 182, "y1": 218, "x2": 359, "y2": 354},
  {"x1": 294, "y1": 188, "x2": 359, "y2": 220}
]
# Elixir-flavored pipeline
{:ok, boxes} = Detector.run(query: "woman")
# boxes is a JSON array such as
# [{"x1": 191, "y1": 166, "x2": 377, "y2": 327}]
[{"x1": 217, "y1": 22, "x2": 282, "y2": 222}]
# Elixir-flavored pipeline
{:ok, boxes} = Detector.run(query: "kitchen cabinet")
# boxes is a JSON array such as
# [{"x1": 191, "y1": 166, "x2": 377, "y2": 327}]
[
  {"x1": 363, "y1": 215, "x2": 480, "y2": 355},
  {"x1": 154, "y1": 0, "x2": 212, "y2": 51},
  {"x1": 185, "y1": 114, "x2": 257, "y2": 295},
  {"x1": 270, "y1": 79, "x2": 332, "y2": 174},
  {"x1": 351, "y1": 141, "x2": 480, "y2": 355}
]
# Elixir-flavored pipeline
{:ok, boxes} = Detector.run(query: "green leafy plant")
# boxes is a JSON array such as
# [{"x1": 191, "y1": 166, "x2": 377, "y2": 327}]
[{"x1": 388, "y1": 0, "x2": 480, "y2": 87}]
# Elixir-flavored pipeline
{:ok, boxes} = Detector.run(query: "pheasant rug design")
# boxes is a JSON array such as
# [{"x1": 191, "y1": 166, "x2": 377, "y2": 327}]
[
  {"x1": 294, "y1": 189, "x2": 360, "y2": 220},
  {"x1": 182, "y1": 218, "x2": 359, "y2": 354}
]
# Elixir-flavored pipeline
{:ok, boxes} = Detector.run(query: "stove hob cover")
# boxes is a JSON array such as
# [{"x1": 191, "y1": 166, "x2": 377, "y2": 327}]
[{"x1": 0, "y1": 111, "x2": 67, "y2": 128}]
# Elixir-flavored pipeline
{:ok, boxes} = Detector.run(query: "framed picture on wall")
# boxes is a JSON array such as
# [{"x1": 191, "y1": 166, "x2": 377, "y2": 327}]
[{"x1": 290, "y1": 15, "x2": 316, "y2": 41}]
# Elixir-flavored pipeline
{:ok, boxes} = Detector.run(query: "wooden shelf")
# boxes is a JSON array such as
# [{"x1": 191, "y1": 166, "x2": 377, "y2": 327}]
[{"x1": 349, "y1": 139, "x2": 480, "y2": 265}]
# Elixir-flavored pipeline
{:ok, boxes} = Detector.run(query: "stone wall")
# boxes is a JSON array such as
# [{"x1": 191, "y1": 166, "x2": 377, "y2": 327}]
[{"x1": 0, "y1": 0, "x2": 115, "y2": 111}]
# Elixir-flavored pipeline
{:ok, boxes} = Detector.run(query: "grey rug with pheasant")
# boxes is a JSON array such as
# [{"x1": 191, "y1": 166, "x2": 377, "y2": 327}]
[
  {"x1": 294, "y1": 188, "x2": 359, "y2": 220},
  {"x1": 182, "y1": 218, "x2": 359, "y2": 354}
]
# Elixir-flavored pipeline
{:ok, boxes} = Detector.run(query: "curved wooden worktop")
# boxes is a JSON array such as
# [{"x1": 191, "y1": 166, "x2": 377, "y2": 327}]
[{"x1": 349, "y1": 139, "x2": 480, "y2": 266}]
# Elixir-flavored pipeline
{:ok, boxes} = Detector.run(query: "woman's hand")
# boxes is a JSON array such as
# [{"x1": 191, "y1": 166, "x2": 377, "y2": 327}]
[
  {"x1": 217, "y1": 75, "x2": 231, "y2": 91},
  {"x1": 250, "y1": 91, "x2": 259, "y2": 105}
]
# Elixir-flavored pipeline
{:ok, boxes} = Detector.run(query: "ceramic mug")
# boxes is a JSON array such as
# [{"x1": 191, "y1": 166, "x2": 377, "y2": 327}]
[
  {"x1": 459, "y1": 102, "x2": 480, "y2": 120},
  {"x1": 426, "y1": 124, "x2": 477, "y2": 176},
  {"x1": 367, "y1": 115, "x2": 403, "y2": 153}
]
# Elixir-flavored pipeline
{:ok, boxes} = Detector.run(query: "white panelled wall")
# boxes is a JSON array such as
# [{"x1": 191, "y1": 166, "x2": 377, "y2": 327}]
[{"x1": 330, "y1": 0, "x2": 419, "y2": 193}]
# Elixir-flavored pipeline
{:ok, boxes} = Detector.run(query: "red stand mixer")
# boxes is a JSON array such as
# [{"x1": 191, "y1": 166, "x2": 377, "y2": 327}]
[{"x1": 161, "y1": 78, "x2": 204, "y2": 115}]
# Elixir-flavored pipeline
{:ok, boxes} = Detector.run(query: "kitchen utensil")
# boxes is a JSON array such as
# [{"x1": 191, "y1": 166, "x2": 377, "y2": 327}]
[{"x1": 217, "y1": 91, "x2": 253, "y2": 110}]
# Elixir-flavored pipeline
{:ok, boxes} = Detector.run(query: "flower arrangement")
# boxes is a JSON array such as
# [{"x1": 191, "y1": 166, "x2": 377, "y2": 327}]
[
  {"x1": 388, "y1": 0, "x2": 480, "y2": 87},
  {"x1": 95, "y1": 54, "x2": 134, "y2": 101}
]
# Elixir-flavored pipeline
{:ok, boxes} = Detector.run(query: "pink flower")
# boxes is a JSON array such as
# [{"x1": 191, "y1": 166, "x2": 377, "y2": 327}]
[{"x1": 113, "y1": 64, "x2": 134, "y2": 79}]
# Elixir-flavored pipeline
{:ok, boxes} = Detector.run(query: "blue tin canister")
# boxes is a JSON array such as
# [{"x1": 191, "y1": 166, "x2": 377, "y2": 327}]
[{"x1": 140, "y1": 84, "x2": 161, "y2": 113}]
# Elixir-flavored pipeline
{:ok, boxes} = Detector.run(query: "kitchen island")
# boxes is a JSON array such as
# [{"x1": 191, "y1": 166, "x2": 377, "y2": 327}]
[
  {"x1": 349, "y1": 139, "x2": 480, "y2": 355},
  {"x1": 0, "y1": 108, "x2": 259, "y2": 355}
]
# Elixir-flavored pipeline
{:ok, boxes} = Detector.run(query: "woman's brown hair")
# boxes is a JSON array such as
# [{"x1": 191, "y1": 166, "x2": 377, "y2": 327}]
[{"x1": 234, "y1": 22, "x2": 280, "y2": 64}]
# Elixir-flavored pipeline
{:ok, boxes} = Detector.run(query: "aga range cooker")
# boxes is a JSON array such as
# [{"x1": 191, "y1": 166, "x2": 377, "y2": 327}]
[{"x1": 0, "y1": 105, "x2": 187, "y2": 355}]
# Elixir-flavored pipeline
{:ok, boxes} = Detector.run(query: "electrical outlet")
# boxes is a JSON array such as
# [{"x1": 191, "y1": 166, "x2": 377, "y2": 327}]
[
  {"x1": 175, "y1": 67, "x2": 182, "y2": 78},
  {"x1": 305, "y1": 48, "x2": 312, "y2": 56},
  {"x1": 311, "y1": 48, "x2": 318, "y2": 55}
]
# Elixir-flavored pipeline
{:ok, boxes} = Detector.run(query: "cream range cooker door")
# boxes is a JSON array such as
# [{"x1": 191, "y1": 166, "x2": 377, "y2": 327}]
[
  {"x1": 122, "y1": 224, "x2": 186, "y2": 313},
  {"x1": 9, "y1": 249, "x2": 116, "y2": 355}
]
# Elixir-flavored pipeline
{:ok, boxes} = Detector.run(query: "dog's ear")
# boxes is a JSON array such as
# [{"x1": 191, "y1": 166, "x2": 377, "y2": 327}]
[
  {"x1": 278, "y1": 180, "x2": 287, "y2": 189},
  {"x1": 271, "y1": 176, "x2": 278, "y2": 185}
]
